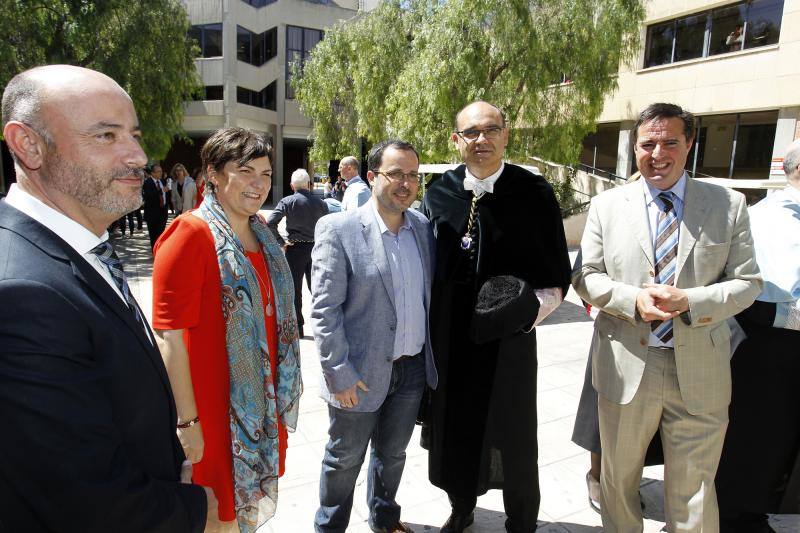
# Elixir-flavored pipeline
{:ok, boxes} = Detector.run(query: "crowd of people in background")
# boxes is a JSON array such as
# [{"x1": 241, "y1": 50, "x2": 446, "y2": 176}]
[{"x1": 1, "y1": 64, "x2": 799, "y2": 533}]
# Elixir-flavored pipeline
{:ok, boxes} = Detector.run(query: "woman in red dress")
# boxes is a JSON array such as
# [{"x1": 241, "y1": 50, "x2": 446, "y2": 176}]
[{"x1": 153, "y1": 128, "x2": 302, "y2": 532}]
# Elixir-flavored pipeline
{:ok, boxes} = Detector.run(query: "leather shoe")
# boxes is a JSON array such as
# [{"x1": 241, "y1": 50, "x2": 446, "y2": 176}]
[
  {"x1": 369, "y1": 520, "x2": 414, "y2": 533},
  {"x1": 441, "y1": 511, "x2": 474, "y2": 533}
]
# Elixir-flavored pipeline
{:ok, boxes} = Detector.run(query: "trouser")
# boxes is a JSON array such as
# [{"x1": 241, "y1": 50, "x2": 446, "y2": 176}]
[
  {"x1": 284, "y1": 242, "x2": 314, "y2": 331},
  {"x1": 145, "y1": 215, "x2": 166, "y2": 250},
  {"x1": 598, "y1": 347, "x2": 728, "y2": 533},
  {"x1": 314, "y1": 355, "x2": 426, "y2": 533},
  {"x1": 448, "y1": 488, "x2": 539, "y2": 533}
]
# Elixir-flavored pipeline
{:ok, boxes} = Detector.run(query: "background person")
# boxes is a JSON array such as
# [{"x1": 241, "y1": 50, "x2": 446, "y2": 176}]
[
  {"x1": 266, "y1": 168, "x2": 329, "y2": 338},
  {"x1": 152, "y1": 127, "x2": 302, "y2": 532},
  {"x1": 143, "y1": 162, "x2": 168, "y2": 249},
  {"x1": 171, "y1": 162, "x2": 197, "y2": 214},
  {"x1": 339, "y1": 155, "x2": 370, "y2": 210}
]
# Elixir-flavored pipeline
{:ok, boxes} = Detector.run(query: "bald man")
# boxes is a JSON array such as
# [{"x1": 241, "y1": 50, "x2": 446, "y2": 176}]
[
  {"x1": 0, "y1": 65, "x2": 214, "y2": 531},
  {"x1": 421, "y1": 101, "x2": 571, "y2": 533},
  {"x1": 716, "y1": 139, "x2": 800, "y2": 532}
]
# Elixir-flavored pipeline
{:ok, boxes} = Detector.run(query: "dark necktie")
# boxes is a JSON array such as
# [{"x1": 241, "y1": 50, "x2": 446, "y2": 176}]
[
  {"x1": 651, "y1": 192, "x2": 678, "y2": 343},
  {"x1": 90, "y1": 241, "x2": 149, "y2": 337}
]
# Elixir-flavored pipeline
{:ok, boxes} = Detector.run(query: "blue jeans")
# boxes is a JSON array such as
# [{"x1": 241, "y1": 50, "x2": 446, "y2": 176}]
[{"x1": 314, "y1": 354, "x2": 426, "y2": 532}]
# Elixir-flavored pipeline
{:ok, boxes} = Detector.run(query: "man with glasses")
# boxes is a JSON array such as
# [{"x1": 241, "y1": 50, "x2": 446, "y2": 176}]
[
  {"x1": 310, "y1": 140, "x2": 438, "y2": 532},
  {"x1": 339, "y1": 155, "x2": 371, "y2": 211},
  {"x1": 421, "y1": 101, "x2": 571, "y2": 533}
]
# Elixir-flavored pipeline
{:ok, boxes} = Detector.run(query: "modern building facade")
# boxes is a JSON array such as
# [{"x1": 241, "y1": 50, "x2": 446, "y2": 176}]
[
  {"x1": 168, "y1": 0, "x2": 365, "y2": 203},
  {"x1": 580, "y1": 0, "x2": 799, "y2": 199}
]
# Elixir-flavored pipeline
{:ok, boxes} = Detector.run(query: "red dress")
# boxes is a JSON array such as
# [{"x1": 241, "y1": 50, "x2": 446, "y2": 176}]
[{"x1": 152, "y1": 214, "x2": 287, "y2": 522}]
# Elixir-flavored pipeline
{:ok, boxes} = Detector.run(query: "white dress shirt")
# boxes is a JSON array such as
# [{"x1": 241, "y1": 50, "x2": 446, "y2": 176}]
[
  {"x1": 5, "y1": 184, "x2": 127, "y2": 304},
  {"x1": 462, "y1": 162, "x2": 563, "y2": 325}
]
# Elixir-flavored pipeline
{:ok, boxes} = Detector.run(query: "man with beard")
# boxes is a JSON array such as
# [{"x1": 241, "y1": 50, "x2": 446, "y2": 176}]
[
  {"x1": 311, "y1": 140, "x2": 437, "y2": 532},
  {"x1": 0, "y1": 65, "x2": 214, "y2": 531},
  {"x1": 421, "y1": 101, "x2": 571, "y2": 533}
]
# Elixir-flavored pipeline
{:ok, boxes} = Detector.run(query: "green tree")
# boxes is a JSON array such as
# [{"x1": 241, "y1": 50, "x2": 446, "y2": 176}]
[
  {"x1": 295, "y1": 0, "x2": 645, "y2": 166},
  {"x1": 0, "y1": 0, "x2": 201, "y2": 159}
]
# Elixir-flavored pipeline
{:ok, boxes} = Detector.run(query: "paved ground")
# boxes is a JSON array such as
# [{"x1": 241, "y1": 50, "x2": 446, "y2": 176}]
[{"x1": 115, "y1": 214, "x2": 798, "y2": 533}]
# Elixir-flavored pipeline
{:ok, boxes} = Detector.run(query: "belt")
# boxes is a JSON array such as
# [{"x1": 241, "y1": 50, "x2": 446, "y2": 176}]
[
  {"x1": 288, "y1": 239, "x2": 314, "y2": 244},
  {"x1": 394, "y1": 349, "x2": 423, "y2": 363}
]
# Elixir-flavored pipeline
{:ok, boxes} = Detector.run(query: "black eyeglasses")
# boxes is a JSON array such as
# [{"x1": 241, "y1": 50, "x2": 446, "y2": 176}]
[
  {"x1": 455, "y1": 126, "x2": 504, "y2": 142},
  {"x1": 373, "y1": 170, "x2": 422, "y2": 184}
]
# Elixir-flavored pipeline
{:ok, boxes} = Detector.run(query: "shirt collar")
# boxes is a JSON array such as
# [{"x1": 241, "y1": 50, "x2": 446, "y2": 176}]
[
  {"x1": 346, "y1": 175, "x2": 362, "y2": 186},
  {"x1": 642, "y1": 172, "x2": 687, "y2": 207},
  {"x1": 464, "y1": 162, "x2": 505, "y2": 196},
  {"x1": 370, "y1": 198, "x2": 410, "y2": 236},
  {"x1": 783, "y1": 183, "x2": 800, "y2": 203},
  {"x1": 5, "y1": 184, "x2": 108, "y2": 254}
]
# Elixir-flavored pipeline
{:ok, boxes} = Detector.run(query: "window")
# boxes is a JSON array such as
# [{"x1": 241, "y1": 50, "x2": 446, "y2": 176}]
[
  {"x1": 191, "y1": 86, "x2": 224, "y2": 101},
  {"x1": 286, "y1": 26, "x2": 324, "y2": 99},
  {"x1": 189, "y1": 24, "x2": 223, "y2": 58},
  {"x1": 643, "y1": 0, "x2": 783, "y2": 68},
  {"x1": 237, "y1": 26, "x2": 278, "y2": 66},
  {"x1": 237, "y1": 82, "x2": 277, "y2": 110}
]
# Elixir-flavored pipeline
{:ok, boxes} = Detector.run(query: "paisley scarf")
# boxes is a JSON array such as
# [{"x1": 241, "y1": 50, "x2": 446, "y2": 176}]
[{"x1": 198, "y1": 192, "x2": 302, "y2": 532}]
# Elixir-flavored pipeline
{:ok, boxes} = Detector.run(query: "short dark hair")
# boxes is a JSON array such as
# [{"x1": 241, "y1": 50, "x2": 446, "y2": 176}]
[
  {"x1": 367, "y1": 139, "x2": 419, "y2": 172},
  {"x1": 633, "y1": 103, "x2": 695, "y2": 142},
  {"x1": 201, "y1": 127, "x2": 273, "y2": 174}
]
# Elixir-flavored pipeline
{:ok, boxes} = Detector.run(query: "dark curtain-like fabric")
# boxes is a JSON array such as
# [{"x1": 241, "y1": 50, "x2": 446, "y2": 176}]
[
  {"x1": 420, "y1": 164, "x2": 571, "y2": 498},
  {"x1": 716, "y1": 307, "x2": 800, "y2": 516}
]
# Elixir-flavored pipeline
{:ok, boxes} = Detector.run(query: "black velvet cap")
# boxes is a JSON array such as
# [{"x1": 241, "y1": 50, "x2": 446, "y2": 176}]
[{"x1": 469, "y1": 275, "x2": 540, "y2": 344}]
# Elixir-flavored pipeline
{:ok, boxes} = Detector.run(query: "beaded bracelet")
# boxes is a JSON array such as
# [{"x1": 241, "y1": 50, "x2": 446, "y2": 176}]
[{"x1": 177, "y1": 415, "x2": 200, "y2": 429}]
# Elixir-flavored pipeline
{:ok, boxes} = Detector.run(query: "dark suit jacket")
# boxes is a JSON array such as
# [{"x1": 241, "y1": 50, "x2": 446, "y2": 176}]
[
  {"x1": 0, "y1": 202, "x2": 206, "y2": 532},
  {"x1": 142, "y1": 177, "x2": 166, "y2": 222}
]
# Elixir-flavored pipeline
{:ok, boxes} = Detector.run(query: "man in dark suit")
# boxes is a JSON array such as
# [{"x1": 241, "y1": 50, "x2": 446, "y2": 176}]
[
  {"x1": 0, "y1": 64, "x2": 214, "y2": 531},
  {"x1": 143, "y1": 162, "x2": 169, "y2": 249}
]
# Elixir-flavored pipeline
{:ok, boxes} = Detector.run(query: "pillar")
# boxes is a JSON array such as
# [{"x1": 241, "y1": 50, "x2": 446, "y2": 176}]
[{"x1": 616, "y1": 120, "x2": 635, "y2": 179}]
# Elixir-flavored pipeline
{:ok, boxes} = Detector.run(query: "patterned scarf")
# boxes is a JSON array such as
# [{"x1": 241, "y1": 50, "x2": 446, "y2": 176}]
[{"x1": 198, "y1": 193, "x2": 302, "y2": 532}]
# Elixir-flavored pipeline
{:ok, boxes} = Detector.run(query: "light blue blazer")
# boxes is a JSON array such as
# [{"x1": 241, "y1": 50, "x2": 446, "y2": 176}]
[{"x1": 310, "y1": 201, "x2": 438, "y2": 412}]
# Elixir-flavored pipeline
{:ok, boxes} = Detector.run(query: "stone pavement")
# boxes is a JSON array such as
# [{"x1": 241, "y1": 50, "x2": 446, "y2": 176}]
[{"x1": 115, "y1": 216, "x2": 798, "y2": 533}]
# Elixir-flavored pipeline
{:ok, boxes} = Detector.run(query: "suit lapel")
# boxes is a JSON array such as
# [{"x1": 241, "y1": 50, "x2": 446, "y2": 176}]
[
  {"x1": 359, "y1": 205, "x2": 396, "y2": 311},
  {"x1": 70, "y1": 256, "x2": 172, "y2": 392},
  {"x1": 675, "y1": 178, "x2": 708, "y2": 283},
  {"x1": 625, "y1": 183, "x2": 655, "y2": 267}
]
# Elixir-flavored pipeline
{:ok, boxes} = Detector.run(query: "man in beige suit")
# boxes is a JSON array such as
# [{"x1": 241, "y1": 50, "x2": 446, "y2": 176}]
[{"x1": 572, "y1": 103, "x2": 761, "y2": 532}]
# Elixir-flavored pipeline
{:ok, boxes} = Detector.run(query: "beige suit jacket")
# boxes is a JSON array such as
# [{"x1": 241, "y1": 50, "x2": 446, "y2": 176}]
[{"x1": 572, "y1": 178, "x2": 762, "y2": 415}]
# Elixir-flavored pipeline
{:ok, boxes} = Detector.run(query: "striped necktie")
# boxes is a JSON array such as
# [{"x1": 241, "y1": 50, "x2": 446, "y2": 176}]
[
  {"x1": 90, "y1": 241, "x2": 148, "y2": 334},
  {"x1": 652, "y1": 191, "x2": 678, "y2": 343}
]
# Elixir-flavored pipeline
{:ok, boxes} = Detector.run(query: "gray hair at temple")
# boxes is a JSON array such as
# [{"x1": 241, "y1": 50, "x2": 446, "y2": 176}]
[
  {"x1": 291, "y1": 168, "x2": 311, "y2": 188},
  {"x1": 782, "y1": 139, "x2": 800, "y2": 181},
  {"x1": 633, "y1": 102, "x2": 695, "y2": 143},
  {"x1": 339, "y1": 156, "x2": 360, "y2": 173},
  {"x1": 1, "y1": 68, "x2": 55, "y2": 157}
]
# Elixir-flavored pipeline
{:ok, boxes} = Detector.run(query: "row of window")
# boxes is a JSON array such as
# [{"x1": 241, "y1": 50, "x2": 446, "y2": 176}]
[
  {"x1": 644, "y1": 0, "x2": 783, "y2": 68},
  {"x1": 192, "y1": 83, "x2": 277, "y2": 111},
  {"x1": 237, "y1": 26, "x2": 277, "y2": 66},
  {"x1": 188, "y1": 24, "x2": 322, "y2": 100}
]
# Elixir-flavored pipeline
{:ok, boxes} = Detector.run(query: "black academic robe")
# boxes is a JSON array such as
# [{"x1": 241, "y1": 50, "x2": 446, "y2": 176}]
[
  {"x1": 420, "y1": 163, "x2": 571, "y2": 501},
  {"x1": 716, "y1": 301, "x2": 800, "y2": 517}
]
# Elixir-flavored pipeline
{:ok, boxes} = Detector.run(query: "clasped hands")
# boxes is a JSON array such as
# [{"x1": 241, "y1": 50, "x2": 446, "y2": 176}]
[{"x1": 636, "y1": 283, "x2": 689, "y2": 323}]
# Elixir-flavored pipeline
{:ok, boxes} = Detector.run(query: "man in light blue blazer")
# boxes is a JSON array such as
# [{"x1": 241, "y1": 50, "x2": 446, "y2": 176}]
[{"x1": 310, "y1": 139, "x2": 437, "y2": 533}]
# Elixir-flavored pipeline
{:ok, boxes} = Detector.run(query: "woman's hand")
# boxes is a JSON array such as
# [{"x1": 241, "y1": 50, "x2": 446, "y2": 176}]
[{"x1": 178, "y1": 421, "x2": 205, "y2": 464}]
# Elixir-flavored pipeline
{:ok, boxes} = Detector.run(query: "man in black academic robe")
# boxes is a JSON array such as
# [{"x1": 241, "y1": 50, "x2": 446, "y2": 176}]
[{"x1": 421, "y1": 101, "x2": 571, "y2": 533}]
